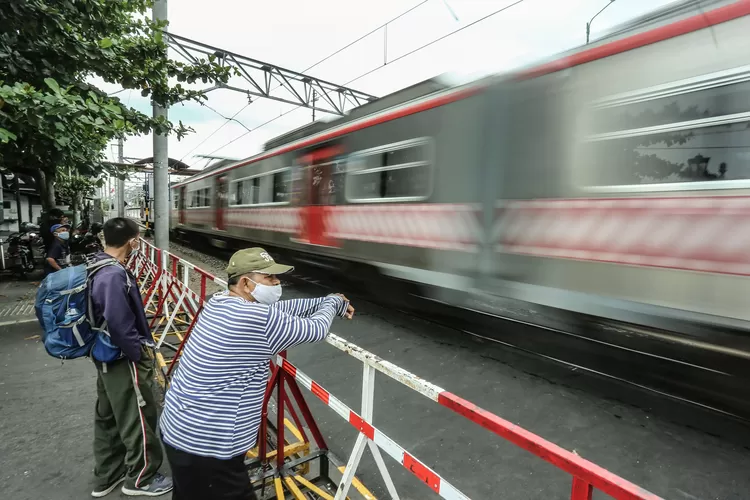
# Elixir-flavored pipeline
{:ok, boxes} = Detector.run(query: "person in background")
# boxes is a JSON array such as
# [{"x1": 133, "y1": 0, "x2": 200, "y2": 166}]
[
  {"x1": 40, "y1": 208, "x2": 64, "y2": 253},
  {"x1": 44, "y1": 223, "x2": 71, "y2": 277},
  {"x1": 159, "y1": 247, "x2": 354, "y2": 500},
  {"x1": 87, "y1": 222, "x2": 105, "y2": 252},
  {"x1": 88, "y1": 217, "x2": 173, "y2": 498}
]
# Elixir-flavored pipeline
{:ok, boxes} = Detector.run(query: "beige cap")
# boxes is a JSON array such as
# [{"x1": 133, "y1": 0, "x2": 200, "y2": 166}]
[{"x1": 226, "y1": 247, "x2": 294, "y2": 279}]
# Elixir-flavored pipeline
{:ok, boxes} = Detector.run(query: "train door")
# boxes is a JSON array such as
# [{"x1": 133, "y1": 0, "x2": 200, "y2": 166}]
[
  {"x1": 297, "y1": 146, "x2": 342, "y2": 248},
  {"x1": 215, "y1": 175, "x2": 228, "y2": 230},
  {"x1": 178, "y1": 186, "x2": 186, "y2": 224}
]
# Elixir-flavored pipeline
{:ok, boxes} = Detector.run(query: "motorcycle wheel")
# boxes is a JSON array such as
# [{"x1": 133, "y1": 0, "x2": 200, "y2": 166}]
[{"x1": 23, "y1": 257, "x2": 35, "y2": 272}]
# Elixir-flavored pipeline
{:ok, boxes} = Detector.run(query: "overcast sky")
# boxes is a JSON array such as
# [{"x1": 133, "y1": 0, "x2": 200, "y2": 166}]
[{"x1": 91, "y1": 0, "x2": 677, "y2": 173}]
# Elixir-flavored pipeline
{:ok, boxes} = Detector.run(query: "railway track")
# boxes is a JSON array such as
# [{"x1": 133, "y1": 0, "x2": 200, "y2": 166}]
[{"x1": 155, "y1": 231, "x2": 750, "y2": 442}]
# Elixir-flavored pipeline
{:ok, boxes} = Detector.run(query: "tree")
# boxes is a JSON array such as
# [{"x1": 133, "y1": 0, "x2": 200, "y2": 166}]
[
  {"x1": 0, "y1": 0, "x2": 233, "y2": 209},
  {"x1": 55, "y1": 171, "x2": 104, "y2": 226}
]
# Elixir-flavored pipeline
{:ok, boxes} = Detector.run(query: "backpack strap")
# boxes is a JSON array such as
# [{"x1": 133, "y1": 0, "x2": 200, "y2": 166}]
[{"x1": 85, "y1": 258, "x2": 127, "y2": 334}]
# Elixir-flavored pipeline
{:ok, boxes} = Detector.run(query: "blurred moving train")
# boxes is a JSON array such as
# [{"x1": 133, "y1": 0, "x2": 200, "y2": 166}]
[{"x1": 167, "y1": 0, "x2": 750, "y2": 417}]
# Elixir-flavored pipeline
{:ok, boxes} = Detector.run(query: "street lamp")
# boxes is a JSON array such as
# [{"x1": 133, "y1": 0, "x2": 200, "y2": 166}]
[{"x1": 586, "y1": 0, "x2": 617, "y2": 44}]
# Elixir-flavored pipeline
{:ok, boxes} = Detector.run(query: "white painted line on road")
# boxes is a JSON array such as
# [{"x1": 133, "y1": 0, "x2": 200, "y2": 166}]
[{"x1": 0, "y1": 318, "x2": 39, "y2": 328}]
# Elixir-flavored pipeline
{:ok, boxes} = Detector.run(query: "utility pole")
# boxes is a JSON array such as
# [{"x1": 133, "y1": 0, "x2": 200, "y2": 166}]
[
  {"x1": 117, "y1": 137, "x2": 125, "y2": 217},
  {"x1": 14, "y1": 175, "x2": 22, "y2": 231},
  {"x1": 153, "y1": 0, "x2": 169, "y2": 250}
]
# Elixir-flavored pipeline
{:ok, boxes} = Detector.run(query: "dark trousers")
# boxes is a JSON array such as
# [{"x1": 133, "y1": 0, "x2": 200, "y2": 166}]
[
  {"x1": 93, "y1": 346, "x2": 164, "y2": 490},
  {"x1": 163, "y1": 441, "x2": 258, "y2": 500}
]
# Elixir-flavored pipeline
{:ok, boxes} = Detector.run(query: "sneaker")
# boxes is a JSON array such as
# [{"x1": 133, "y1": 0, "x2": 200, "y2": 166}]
[
  {"x1": 91, "y1": 474, "x2": 126, "y2": 497},
  {"x1": 121, "y1": 473, "x2": 174, "y2": 497}
]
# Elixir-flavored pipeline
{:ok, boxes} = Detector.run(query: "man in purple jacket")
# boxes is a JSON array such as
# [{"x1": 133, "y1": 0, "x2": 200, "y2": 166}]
[{"x1": 88, "y1": 217, "x2": 173, "y2": 498}]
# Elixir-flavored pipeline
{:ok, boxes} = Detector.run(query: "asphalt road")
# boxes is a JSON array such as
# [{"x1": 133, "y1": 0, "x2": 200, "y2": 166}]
[
  {"x1": 2, "y1": 243, "x2": 750, "y2": 499},
  {"x1": 177, "y1": 242, "x2": 750, "y2": 499}
]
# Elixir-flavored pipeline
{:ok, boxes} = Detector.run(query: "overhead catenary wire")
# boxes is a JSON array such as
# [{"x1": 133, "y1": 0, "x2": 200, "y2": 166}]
[
  {"x1": 192, "y1": 0, "x2": 433, "y2": 160},
  {"x1": 297, "y1": 0, "x2": 432, "y2": 75},
  {"x1": 178, "y1": 102, "x2": 252, "y2": 162},
  {"x1": 205, "y1": 0, "x2": 529, "y2": 158},
  {"x1": 203, "y1": 108, "x2": 299, "y2": 158},
  {"x1": 344, "y1": 0, "x2": 528, "y2": 86}
]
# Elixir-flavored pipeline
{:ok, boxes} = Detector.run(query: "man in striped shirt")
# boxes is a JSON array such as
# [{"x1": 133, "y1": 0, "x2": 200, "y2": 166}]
[{"x1": 160, "y1": 247, "x2": 353, "y2": 500}]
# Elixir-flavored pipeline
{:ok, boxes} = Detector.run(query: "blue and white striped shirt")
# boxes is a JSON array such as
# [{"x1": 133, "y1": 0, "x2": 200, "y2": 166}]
[{"x1": 160, "y1": 291, "x2": 347, "y2": 459}]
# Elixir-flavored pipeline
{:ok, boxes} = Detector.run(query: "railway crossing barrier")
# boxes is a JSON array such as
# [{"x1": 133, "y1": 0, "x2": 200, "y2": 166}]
[{"x1": 131, "y1": 238, "x2": 663, "y2": 500}]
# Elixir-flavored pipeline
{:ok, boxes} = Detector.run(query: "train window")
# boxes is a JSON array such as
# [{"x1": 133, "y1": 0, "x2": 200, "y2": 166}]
[
  {"x1": 272, "y1": 169, "x2": 291, "y2": 203},
  {"x1": 188, "y1": 188, "x2": 210, "y2": 208},
  {"x1": 173, "y1": 193, "x2": 179, "y2": 210},
  {"x1": 345, "y1": 138, "x2": 432, "y2": 203},
  {"x1": 585, "y1": 120, "x2": 750, "y2": 187},
  {"x1": 242, "y1": 178, "x2": 260, "y2": 205},
  {"x1": 591, "y1": 79, "x2": 750, "y2": 134},
  {"x1": 230, "y1": 169, "x2": 292, "y2": 206},
  {"x1": 585, "y1": 68, "x2": 750, "y2": 191},
  {"x1": 229, "y1": 178, "x2": 257, "y2": 206}
]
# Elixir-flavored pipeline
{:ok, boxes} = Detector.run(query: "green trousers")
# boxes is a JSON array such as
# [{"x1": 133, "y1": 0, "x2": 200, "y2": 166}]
[{"x1": 93, "y1": 346, "x2": 164, "y2": 490}]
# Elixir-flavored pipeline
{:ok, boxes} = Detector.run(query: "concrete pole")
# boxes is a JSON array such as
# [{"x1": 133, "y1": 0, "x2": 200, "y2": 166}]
[
  {"x1": 108, "y1": 174, "x2": 114, "y2": 218},
  {"x1": 117, "y1": 137, "x2": 125, "y2": 217},
  {"x1": 153, "y1": 0, "x2": 169, "y2": 251}
]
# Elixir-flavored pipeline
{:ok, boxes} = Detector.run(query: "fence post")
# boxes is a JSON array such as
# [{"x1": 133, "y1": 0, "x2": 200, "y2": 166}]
[
  {"x1": 571, "y1": 477, "x2": 593, "y2": 500},
  {"x1": 181, "y1": 262, "x2": 190, "y2": 291},
  {"x1": 362, "y1": 363, "x2": 400, "y2": 500},
  {"x1": 335, "y1": 364, "x2": 376, "y2": 500}
]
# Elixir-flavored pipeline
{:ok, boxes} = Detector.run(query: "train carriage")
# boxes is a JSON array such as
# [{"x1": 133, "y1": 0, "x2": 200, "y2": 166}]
[
  {"x1": 172, "y1": 77, "x2": 487, "y2": 285},
  {"x1": 170, "y1": 0, "x2": 750, "y2": 417},
  {"x1": 483, "y1": 0, "x2": 750, "y2": 328}
]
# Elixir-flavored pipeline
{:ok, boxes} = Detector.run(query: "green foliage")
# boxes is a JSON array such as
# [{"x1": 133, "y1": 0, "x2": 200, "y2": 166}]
[
  {"x1": 55, "y1": 171, "x2": 103, "y2": 208},
  {"x1": 0, "y1": 0, "x2": 233, "y2": 202}
]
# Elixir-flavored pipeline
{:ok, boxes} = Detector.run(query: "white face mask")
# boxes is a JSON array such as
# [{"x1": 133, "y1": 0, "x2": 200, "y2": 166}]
[
  {"x1": 248, "y1": 278, "x2": 282, "y2": 305},
  {"x1": 128, "y1": 238, "x2": 139, "y2": 258}
]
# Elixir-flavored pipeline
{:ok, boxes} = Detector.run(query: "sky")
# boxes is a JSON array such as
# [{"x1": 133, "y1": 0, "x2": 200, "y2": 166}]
[{"x1": 91, "y1": 0, "x2": 678, "y2": 178}]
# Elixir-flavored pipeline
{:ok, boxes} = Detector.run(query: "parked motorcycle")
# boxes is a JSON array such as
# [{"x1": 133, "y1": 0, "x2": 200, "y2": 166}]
[
  {"x1": 70, "y1": 222, "x2": 103, "y2": 265},
  {"x1": 5, "y1": 226, "x2": 38, "y2": 275},
  {"x1": 18, "y1": 222, "x2": 46, "y2": 262}
]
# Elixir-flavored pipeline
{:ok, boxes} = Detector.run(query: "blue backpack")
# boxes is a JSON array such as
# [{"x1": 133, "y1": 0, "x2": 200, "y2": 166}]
[{"x1": 35, "y1": 258, "x2": 128, "y2": 363}]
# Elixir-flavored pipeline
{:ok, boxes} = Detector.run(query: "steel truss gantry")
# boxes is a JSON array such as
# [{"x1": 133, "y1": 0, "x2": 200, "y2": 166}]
[{"x1": 166, "y1": 33, "x2": 378, "y2": 116}]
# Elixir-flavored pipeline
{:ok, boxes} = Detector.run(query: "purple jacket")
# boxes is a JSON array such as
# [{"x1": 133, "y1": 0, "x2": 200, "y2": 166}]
[{"x1": 89, "y1": 252, "x2": 152, "y2": 362}]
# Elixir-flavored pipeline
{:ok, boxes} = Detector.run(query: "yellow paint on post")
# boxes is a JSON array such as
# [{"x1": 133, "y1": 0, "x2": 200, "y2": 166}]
[
  {"x1": 292, "y1": 475, "x2": 335, "y2": 500},
  {"x1": 283, "y1": 476, "x2": 307, "y2": 500},
  {"x1": 274, "y1": 477, "x2": 285, "y2": 499},
  {"x1": 245, "y1": 441, "x2": 308, "y2": 461},
  {"x1": 284, "y1": 418, "x2": 305, "y2": 442}
]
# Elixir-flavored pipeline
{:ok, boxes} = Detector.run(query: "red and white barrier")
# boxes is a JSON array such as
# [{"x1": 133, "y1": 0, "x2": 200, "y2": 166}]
[{"x1": 132, "y1": 238, "x2": 663, "y2": 500}]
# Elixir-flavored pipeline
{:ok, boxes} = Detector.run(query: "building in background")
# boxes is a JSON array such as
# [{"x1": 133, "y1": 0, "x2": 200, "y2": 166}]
[{"x1": 0, "y1": 171, "x2": 43, "y2": 237}]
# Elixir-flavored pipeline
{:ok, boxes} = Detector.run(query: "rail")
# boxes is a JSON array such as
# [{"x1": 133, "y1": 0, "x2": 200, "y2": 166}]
[{"x1": 130, "y1": 238, "x2": 663, "y2": 500}]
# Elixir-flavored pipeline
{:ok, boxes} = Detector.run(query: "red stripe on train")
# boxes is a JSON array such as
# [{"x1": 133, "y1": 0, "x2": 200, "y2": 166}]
[{"x1": 521, "y1": 0, "x2": 750, "y2": 79}]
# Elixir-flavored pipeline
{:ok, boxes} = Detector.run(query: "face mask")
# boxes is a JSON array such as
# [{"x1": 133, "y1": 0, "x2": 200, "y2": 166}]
[
  {"x1": 128, "y1": 239, "x2": 139, "y2": 257},
  {"x1": 247, "y1": 278, "x2": 282, "y2": 305},
  {"x1": 57, "y1": 231, "x2": 70, "y2": 241}
]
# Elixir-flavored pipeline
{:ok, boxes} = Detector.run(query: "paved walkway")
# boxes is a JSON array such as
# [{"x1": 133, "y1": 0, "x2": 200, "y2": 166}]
[
  {"x1": 0, "y1": 271, "x2": 42, "y2": 327},
  {"x1": 0, "y1": 272, "x2": 171, "y2": 500}
]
